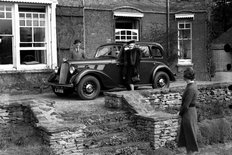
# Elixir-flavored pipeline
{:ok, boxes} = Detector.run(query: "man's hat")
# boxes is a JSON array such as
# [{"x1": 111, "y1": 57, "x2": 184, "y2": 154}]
[{"x1": 127, "y1": 40, "x2": 135, "y2": 45}]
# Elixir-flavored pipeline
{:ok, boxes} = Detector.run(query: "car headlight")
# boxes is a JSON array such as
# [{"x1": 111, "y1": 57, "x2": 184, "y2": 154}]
[
  {"x1": 69, "y1": 66, "x2": 75, "y2": 74},
  {"x1": 54, "y1": 66, "x2": 59, "y2": 73}
]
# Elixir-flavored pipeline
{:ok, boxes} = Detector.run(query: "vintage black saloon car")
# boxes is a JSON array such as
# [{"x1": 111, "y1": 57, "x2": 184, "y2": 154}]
[{"x1": 47, "y1": 42, "x2": 175, "y2": 100}]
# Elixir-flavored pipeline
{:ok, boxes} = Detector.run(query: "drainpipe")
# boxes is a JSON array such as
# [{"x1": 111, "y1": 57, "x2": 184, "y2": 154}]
[
  {"x1": 166, "y1": 0, "x2": 170, "y2": 57},
  {"x1": 83, "y1": 0, "x2": 86, "y2": 57}
]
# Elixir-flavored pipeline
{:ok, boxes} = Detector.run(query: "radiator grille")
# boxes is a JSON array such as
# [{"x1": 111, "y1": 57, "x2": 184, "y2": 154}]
[{"x1": 59, "y1": 63, "x2": 69, "y2": 84}]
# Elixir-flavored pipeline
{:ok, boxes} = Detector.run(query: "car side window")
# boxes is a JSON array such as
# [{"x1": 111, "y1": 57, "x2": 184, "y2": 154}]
[
  {"x1": 151, "y1": 46, "x2": 162, "y2": 57},
  {"x1": 96, "y1": 46, "x2": 110, "y2": 57},
  {"x1": 139, "y1": 45, "x2": 150, "y2": 58},
  {"x1": 109, "y1": 45, "x2": 120, "y2": 57},
  {"x1": 96, "y1": 45, "x2": 121, "y2": 58}
]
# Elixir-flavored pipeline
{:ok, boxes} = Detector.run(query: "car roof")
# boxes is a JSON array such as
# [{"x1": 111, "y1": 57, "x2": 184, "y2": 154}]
[{"x1": 97, "y1": 42, "x2": 163, "y2": 48}]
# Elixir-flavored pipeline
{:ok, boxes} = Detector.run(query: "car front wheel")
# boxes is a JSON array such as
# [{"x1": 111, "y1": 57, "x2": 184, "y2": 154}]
[
  {"x1": 152, "y1": 71, "x2": 170, "y2": 89},
  {"x1": 77, "y1": 75, "x2": 101, "y2": 100}
]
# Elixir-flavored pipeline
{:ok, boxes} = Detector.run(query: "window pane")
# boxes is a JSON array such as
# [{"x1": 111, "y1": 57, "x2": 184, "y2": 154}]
[
  {"x1": 20, "y1": 50, "x2": 46, "y2": 64},
  {"x1": 179, "y1": 24, "x2": 184, "y2": 28},
  {"x1": 26, "y1": 13, "x2": 31, "y2": 18},
  {"x1": 33, "y1": 13, "x2": 38, "y2": 18},
  {"x1": 40, "y1": 14, "x2": 45, "y2": 19},
  {"x1": 127, "y1": 31, "x2": 131, "y2": 35},
  {"x1": 19, "y1": 13, "x2": 25, "y2": 18},
  {"x1": 33, "y1": 20, "x2": 39, "y2": 26},
  {"x1": 20, "y1": 20, "x2": 25, "y2": 26},
  {"x1": 133, "y1": 36, "x2": 137, "y2": 40},
  {"x1": 0, "y1": 12, "x2": 4, "y2": 18},
  {"x1": 26, "y1": 20, "x2": 32, "y2": 26},
  {"x1": 0, "y1": 36, "x2": 12, "y2": 64},
  {"x1": 178, "y1": 40, "x2": 191, "y2": 59},
  {"x1": 6, "y1": 12, "x2": 11, "y2": 18},
  {"x1": 186, "y1": 23, "x2": 191, "y2": 28},
  {"x1": 6, "y1": 6, "x2": 11, "y2": 11},
  {"x1": 0, "y1": 20, "x2": 12, "y2": 34},
  {"x1": 20, "y1": 43, "x2": 32, "y2": 47},
  {"x1": 33, "y1": 43, "x2": 45, "y2": 47},
  {"x1": 40, "y1": 21, "x2": 45, "y2": 26},
  {"x1": 0, "y1": 6, "x2": 4, "y2": 11},
  {"x1": 179, "y1": 30, "x2": 190, "y2": 39},
  {"x1": 20, "y1": 27, "x2": 32, "y2": 42},
  {"x1": 34, "y1": 28, "x2": 45, "y2": 42}
]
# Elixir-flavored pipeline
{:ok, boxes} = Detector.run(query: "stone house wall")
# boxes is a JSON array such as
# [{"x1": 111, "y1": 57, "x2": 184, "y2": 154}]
[
  {"x1": 54, "y1": 0, "x2": 210, "y2": 80},
  {"x1": 0, "y1": 71, "x2": 52, "y2": 93},
  {"x1": 169, "y1": 12, "x2": 209, "y2": 80},
  {"x1": 56, "y1": 6, "x2": 84, "y2": 65},
  {"x1": 169, "y1": 0, "x2": 209, "y2": 80},
  {"x1": 84, "y1": 9, "x2": 114, "y2": 58},
  {"x1": 0, "y1": 0, "x2": 211, "y2": 92}
]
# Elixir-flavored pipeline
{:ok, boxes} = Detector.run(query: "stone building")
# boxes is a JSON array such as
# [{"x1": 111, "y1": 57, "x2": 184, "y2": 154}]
[
  {"x1": 210, "y1": 27, "x2": 232, "y2": 82},
  {"x1": 0, "y1": 0, "x2": 57, "y2": 92},
  {"x1": 0, "y1": 0, "x2": 210, "y2": 91},
  {"x1": 56, "y1": 0, "x2": 210, "y2": 80}
]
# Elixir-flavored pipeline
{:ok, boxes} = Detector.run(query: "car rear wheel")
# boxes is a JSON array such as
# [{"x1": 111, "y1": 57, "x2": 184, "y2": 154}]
[
  {"x1": 77, "y1": 75, "x2": 101, "y2": 100},
  {"x1": 51, "y1": 86, "x2": 73, "y2": 97},
  {"x1": 152, "y1": 71, "x2": 170, "y2": 89}
]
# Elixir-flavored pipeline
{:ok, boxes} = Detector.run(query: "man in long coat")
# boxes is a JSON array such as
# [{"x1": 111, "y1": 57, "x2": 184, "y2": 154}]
[{"x1": 122, "y1": 40, "x2": 141, "y2": 90}]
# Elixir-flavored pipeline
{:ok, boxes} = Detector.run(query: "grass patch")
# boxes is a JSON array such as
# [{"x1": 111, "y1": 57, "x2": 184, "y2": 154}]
[
  {"x1": 198, "y1": 118, "x2": 232, "y2": 146},
  {"x1": 0, "y1": 123, "x2": 53, "y2": 155}
]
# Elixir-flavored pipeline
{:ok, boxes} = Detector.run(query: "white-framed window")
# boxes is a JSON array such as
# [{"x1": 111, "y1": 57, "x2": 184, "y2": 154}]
[
  {"x1": 0, "y1": 1, "x2": 57, "y2": 71},
  {"x1": 19, "y1": 7, "x2": 46, "y2": 65},
  {"x1": 114, "y1": 17, "x2": 140, "y2": 42},
  {"x1": 177, "y1": 21, "x2": 192, "y2": 64},
  {"x1": 115, "y1": 29, "x2": 138, "y2": 42},
  {"x1": 0, "y1": 3, "x2": 13, "y2": 65}
]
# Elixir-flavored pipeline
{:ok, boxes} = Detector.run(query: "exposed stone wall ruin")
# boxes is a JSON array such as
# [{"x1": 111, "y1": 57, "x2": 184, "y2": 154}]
[{"x1": 1, "y1": 82, "x2": 232, "y2": 154}]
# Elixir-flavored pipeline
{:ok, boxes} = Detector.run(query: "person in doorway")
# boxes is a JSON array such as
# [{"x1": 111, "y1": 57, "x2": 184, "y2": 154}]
[
  {"x1": 122, "y1": 40, "x2": 142, "y2": 90},
  {"x1": 70, "y1": 39, "x2": 87, "y2": 60},
  {"x1": 178, "y1": 67, "x2": 199, "y2": 155}
]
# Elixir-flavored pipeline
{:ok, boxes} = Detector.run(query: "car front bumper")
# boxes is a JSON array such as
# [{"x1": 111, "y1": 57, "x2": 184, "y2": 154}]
[{"x1": 47, "y1": 82, "x2": 74, "y2": 88}]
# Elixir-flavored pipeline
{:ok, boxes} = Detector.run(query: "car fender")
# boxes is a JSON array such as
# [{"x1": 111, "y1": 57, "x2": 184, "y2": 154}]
[
  {"x1": 152, "y1": 64, "x2": 176, "y2": 81},
  {"x1": 70, "y1": 69, "x2": 118, "y2": 88}
]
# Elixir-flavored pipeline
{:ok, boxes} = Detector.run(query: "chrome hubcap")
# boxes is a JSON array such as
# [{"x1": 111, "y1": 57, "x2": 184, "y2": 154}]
[
  {"x1": 85, "y1": 83, "x2": 94, "y2": 94},
  {"x1": 158, "y1": 78, "x2": 165, "y2": 87}
]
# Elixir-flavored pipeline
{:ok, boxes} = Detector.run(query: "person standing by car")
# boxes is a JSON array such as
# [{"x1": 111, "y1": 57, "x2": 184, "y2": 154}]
[
  {"x1": 178, "y1": 67, "x2": 199, "y2": 155},
  {"x1": 122, "y1": 40, "x2": 142, "y2": 90},
  {"x1": 70, "y1": 39, "x2": 87, "y2": 60}
]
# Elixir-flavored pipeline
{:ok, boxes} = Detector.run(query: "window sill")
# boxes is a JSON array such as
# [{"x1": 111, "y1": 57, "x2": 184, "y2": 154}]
[
  {"x1": 0, "y1": 69, "x2": 53, "y2": 74},
  {"x1": 176, "y1": 63, "x2": 194, "y2": 72},
  {"x1": 177, "y1": 63, "x2": 193, "y2": 67}
]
